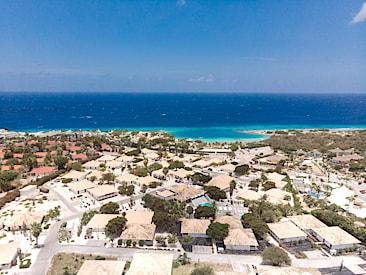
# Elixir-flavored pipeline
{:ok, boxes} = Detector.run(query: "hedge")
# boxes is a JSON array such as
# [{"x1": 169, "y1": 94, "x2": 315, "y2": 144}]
[
  {"x1": 20, "y1": 259, "x2": 31, "y2": 268},
  {"x1": 0, "y1": 189, "x2": 20, "y2": 209},
  {"x1": 31, "y1": 169, "x2": 65, "y2": 187}
]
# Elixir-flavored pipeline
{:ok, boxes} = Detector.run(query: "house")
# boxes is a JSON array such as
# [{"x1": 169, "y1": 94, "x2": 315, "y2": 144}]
[
  {"x1": 265, "y1": 188, "x2": 294, "y2": 206},
  {"x1": 219, "y1": 163, "x2": 236, "y2": 173},
  {"x1": 235, "y1": 190, "x2": 262, "y2": 201},
  {"x1": 127, "y1": 253, "x2": 173, "y2": 275},
  {"x1": 180, "y1": 219, "x2": 211, "y2": 238},
  {"x1": 62, "y1": 170, "x2": 88, "y2": 182},
  {"x1": 0, "y1": 242, "x2": 21, "y2": 269},
  {"x1": 125, "y1": 211, "x2": 154, "y2": 225},
  {"x1": 6, "y1": 211, "x2": 44, "y2": 231},
  {"x1": 86, "y1": 170, "x2": 106, "y2": 181},
  {"x1": 116, "y1": 173, "x2": 138, "y2": 184},
  {"x1": 168, "y1": 169, "x2": 193, "y2": 180},
  {"x1": 120, "y1": 223, "x2": 156, "y2": 245},
  {"x1": 312, "y1": 226, "x2": 361, "y2": 250},
  {"x1": 82, "y1": 160, "x2": 100, "y2": 170},
  {"x1": 167, "y1": 184, "x2": 205, "y2": 203},
  {"x1": 152, "y1": 169, "x2": 165, "y2": 180},
  {"x1": 287, "y1": 215, "x2": 327, "y2": 234},
  {"x1": 257, "y1": 155, "x2": 287, "y2": 165},
  {"x1": 77, "y1": 260, "x2": 126, "y2": 275},
  {"x1": 268, "y1": 221, "x2": 307, "y2": 243},
  {"x1": 29, "y1": 166, "x2": 54, "y2": 177},
  {"x1": 224, "y1": 228, "x2": 258, "y2": 251},
  {"x1": 88, "y1": 185, "x2": 118, "y2": 201},
  {"x1": 207, "y1": 174, "x2": 236, "y2": 192},
  {"x1": 156, "y1": 190, "x2": 175, "y2": 200},
  {"x1": 214, "y1": 216, "x2": 243, "y2": 229},
  {"x1": 106, "y1": 160, "x2": 123, "y2": 170},
  {"x1": 97, "y1": 155, "x2": 117, "y2": 163},
  {"x1": 69, "y1": 180, "x2": 96, "y2": 194},
  {"x1": 34, "y1": 152, "x2": 48, "y2": 158},
  {"x1": 135, "y1": 176, "x2": 158, "y2": 186},
  {"x1": 86, "y1": 214, "x2": 121, "y2": 232},
  {"x1": 72, "y1": 153, "x2": 87, "y2": 161},
  {"x1": 266, "y1": 173, "x2": 287, "y2": 189}
]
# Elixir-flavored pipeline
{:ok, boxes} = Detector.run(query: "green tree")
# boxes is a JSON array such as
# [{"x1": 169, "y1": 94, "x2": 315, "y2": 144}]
[
  {"x1": 30, "y1": 222, "x2": 42, "y2": 245},
  {"x1": 262, "y1": 181, "x2": 276, "y2": 191},
  {"x1": 262, "y1": 247, "x2": 291, "y2": 266},
  {"x1": 105, "y1": 216, "x2": 127, "y2": 238},
  {"x1": 241, "y1": 213, "x2": 269, "y2": 239},
  {"x1": 100, "y1": 202, "x2": 119, "y2": 214},
  {"x1": 169, "y1": 160, "x2": 185, "y2": 170},
  {"x1": 102, "y1": 172, "x2": 116, "y2": 184},
  {"x1": 54, "y1": 157, "x2": 68, "y2": 170},
  {"x1": 204, "y1": 186, "x2": 227, "y2": 201},
  {"x1": 69, "y1": 162, "x2": 82, "y2": 171},
  {"x1": 194, "y1": 205, "x2": 216, "y2": 219},
  {"x1": 153, "y1": 211, "x2": 173, "y2": 231},
  {"x1": 178, "y1": 252, "x2": 191, "y2": 265},
  {"x1": 206, "y1": 222, "x2": 229, "y2": 240},
  {"x1": 118, "y1": 183, "x2": 135, "y2": 196},
  {"x1": 234, "y1": 164, "x2": 249, "y2": 175}
]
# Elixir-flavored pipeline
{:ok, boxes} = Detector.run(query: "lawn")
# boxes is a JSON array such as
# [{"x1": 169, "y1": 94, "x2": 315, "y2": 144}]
[
  {"x1": 173, "y1": 261, "x2": 233, "y2": 275},
  {"x1": 47, "y1": 252, "x2": 117, "y2": 275}
]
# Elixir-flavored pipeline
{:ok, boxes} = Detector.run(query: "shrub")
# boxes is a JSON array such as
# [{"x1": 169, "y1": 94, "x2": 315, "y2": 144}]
[
  {"x1": 61, "y1": 178, "x2": 72, "y2": 184},
  {"x1": 118, "y1": 239, "x2": 122, "y2": 246},
  {"x1": 262, "y1": 247, "x2": 291, "y2": 266},
  {"x1": 20, "y1": 259, "x2": 31, "y2": 268},
  {"x1": 95, "y1": 256, "x2": 105, "y2": 260},
  {"x1": 139, "y1": 240, "x2": 145, "y2": 246},
  {"x1": 126, "y1": 239, "x2": 132, "y2": 246}
]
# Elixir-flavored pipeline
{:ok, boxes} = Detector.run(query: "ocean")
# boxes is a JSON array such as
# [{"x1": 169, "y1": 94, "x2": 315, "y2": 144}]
[{"x1": 1, "y1": 92, "x2": 366, "y2": 142}]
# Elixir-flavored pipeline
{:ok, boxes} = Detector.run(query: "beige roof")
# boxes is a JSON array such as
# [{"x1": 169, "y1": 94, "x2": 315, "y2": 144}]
[
  {"x1": 69, "y1": 180, "x2": 96, "y2": 192},
  {"x1": 224, "y1": 228, "x2": 258, "y2": 246},
  {"x1": 214, "y1": 216, "x2": 243, "y2": 229},
  {"x1": 117, "y1": 155, "x2": 134, "y2": 163},
  {"x1": 235, "y1": 190, "x2": 261, "y2": 201},
  {"x1": 168, "y1": 169, "x2": 193, "y2": 178},
  {"x1": 181, "y1": 219, "x2": 210, "y2": 235},
  {"x1": 88, "y1": 185, "x2": 118, "y2": 197},
  {"x1": 220, "y1": 164, "x2": 236, "y2": 172},
  {"x1": 116, "y1": 173, "x2": 138, "y2": 183},
  {"x1": 82, "y1": 160, "x2": 100, "y2": 169},
  {"x1": 6, "y1": 211, "x2": 44, "y2": 228},
  {"x1": 125, "y1": 211, "x2": 153, "y2": 225},
  {"x1": 312, "y1": 226, "x2": 361, "y2": 246},
  {"x1": 0, "y1": 242, "x2": 20, "y2": 265},
  {"x1": 127, "y1": 253, "x2": 173, "y2": 275},
  {"x1": 120, "y1": 223, "x2": 156, "y2": 241},
  {"x1": 145, "y1": 152, "x2": 159, "y2": 159},
  {"x1": 106, "y1": 160, "x2": 123, "y2": 168},
  {"x1": 159, "y1": 160, "x2": 170, "y2": 167},
  {"x1": 288, "y1": 215, "x2": 327, "y2": 231},
  {"x1": 157, "y1": 190, "x2": 175, "y2": 198},
  {"x1": 167, "y1": 184, "x2": 205, "y2": 202},
  {"x1": 208, "y1": 158, "x2": 222, "y2": 164},
  {"x1": 62, "y1": 170, "x2": 88, "y2": 180},
  {"x1": 193, "y1": 159, "x2": 210, "y2": 167},
  {"x1": 87, "y1": 170, "x2": 106, "y2": 180},
  {"x1": 136, "y1": 176, "x2": 158, "y2": 185},
  {"x1": 77, "y1": 260, "x2": 126, "y2": 275},
  {"x1": 268, "y1": 221, "x2": 307, "y2": 240},
  {"x1": 266, "y1": 172, "x2": 287, "y2": 189},
  {"x1": 207, "y1": 174, "x2": 235, "y2": 190},
  {"x1": 265, "y1": 188, "x2": 292, "y2": 203},
  {"x1": 97, "y1": 155, "x2": 117, "y2": 162},
  {"x1": 141, "y1": 148, "x2": 154, "y2": 154},
  {"x1": 86, "y1": 214, "x2": 121, "y2": 229}
]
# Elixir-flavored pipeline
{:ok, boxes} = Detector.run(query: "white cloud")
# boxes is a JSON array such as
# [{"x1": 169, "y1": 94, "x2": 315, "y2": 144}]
[
  {"x1": 350, "y1": 2, "x2": 366, "y2": 24},
  {"x1": 176, "y1": 0, "x2": 186, "y2": 6},
  {"x1": 188, "y1": 74, "x2": 215, "y2": 83}
]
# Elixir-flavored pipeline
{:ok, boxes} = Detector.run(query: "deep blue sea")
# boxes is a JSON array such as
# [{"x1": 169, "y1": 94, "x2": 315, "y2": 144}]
[{"x1": 1, "y1": 92, "x2": 366, "y2": 142}]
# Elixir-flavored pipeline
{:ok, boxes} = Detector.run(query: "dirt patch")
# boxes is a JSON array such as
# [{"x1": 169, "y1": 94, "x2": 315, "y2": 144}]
[
  {"x1": 47, "y1": 252, "x2": 117, "y2": 275},
  {"x1": 173, "y1": 261, "x2": 233, "y2": 275}
]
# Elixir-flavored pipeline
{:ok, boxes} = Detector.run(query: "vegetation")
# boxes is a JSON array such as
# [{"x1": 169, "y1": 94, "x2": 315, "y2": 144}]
[
  {"x1": 118, "y1": 183, "x2": 135, "y2": 196},
  {"x1": 206, "y1": 222, "x2": 229, "y2": 240},
  {"x1": 234, "y1": 164, "x2": 250, "y2": 175},
  {"x1": 241, "y1": 213, "x2": 269, "y2": 239},
  {"x1": 194, "y1": 205, "x2": 216, "y2": 219},
  {"x1": 100, "y1": 202, "x2": 119, "y2": 214},
  {"x1": 30, "y1": 222, "x2": 42, "y2": 245},
  {"x1": 81, "y1": 210, "x2": 98, "y2": 226},
  {"x1": 204, "y1": 186, "x2": 227, "y2": 201},
  {"x1": 105, "y1": 216, "x2": 127, "y2": 238},
  {"x1": 191, "y1": 265, "x2": 214, "y2": 275},
  {"x1": 189, "y1": 172, "x2": 212, "y2": 185},
  {"x1": 262, "y1": 247, "x2": 291, "y2": 266}
]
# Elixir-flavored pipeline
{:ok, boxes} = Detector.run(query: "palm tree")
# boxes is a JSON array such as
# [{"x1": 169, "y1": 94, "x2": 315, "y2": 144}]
[{"x1": 30, "y1": 222, "x2": 42, "y2": 245}]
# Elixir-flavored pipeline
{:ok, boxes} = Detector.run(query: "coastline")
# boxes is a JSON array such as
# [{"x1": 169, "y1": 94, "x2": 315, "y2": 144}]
[{"x1": 8, "y1": 124, "x2": 366, "y2": 143}]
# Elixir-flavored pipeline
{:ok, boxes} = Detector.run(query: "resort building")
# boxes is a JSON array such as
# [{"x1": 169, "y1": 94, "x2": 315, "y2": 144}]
[
  {"x1": 214, "y1": 216, "x2": 243, "y2": 229},
  {"x1": 86, "y1": 214, "x2": 121, "y2": 232},
  {"x1": 77, "y1": 260, "x2": 126, "y2": 275},
  {"x1": 268, "y1": 221, "x2": 307, "y2": 243},
  {"x1": 87, "y1": 185, "x2": 118, "y2": 201},
  {"x1": 127, "y1": 253, "x2": 173, "y2": 275},
  {"x1": 312, "y1": 226, "x2": 361, "y2": 250},
  {"x1": 116, "y1": 173, "x2": 138, "y2": 184},
  {"x1": 287, "y1": 215, "x2": 327, "y2": 234},
  {"x1": 62, "y1": 170, "x2": 88, "y2": 182},
  {"x1": 166, "y1": 184, "x2": 205, "y2": 203},
  {"x1": 82, "y1": 160, "x2": 100, "y2": 170},
  {"x1": 97, "y1": 155, "x2": 117, "y2": 163},
  {"x1": 6, "y1": 211, "x2": 44, "y2": 231},
  {"x1": 265, "y1": 188, "x2": 294, "y2": 206},
  {"x1": 0, "y1": 242, "x2": 21, "y2": 269},
  {"x1": 125, "y1": 211, "x2": 154, "y2": 225},
  {"x1": 105, "y1": 160, "x2": 124, "y2": 170},
  {"x1": 120, "y1": 223, "x2": 156, "y2": 245},
  {"x1": 69, "y1": 180, "x2": 96, "y2": 194},
  {"x1": 207, "y1": 174, "x2": 236, "y2": 192},
  {"x1": 235, "y1": 190, "x2": 262, "y2": 201},
  {"x1": 224, "y1": 228, "x2": 258, "y2": 251},
  {"x1": 266, "y1": 172, "x2": 287, "y2": 189},
  {"x1": 29, "y1": 166, "x2": 54, "y2": 177},
  {"x1": 180, "y1": 218, "x2": 211, "y2": 238},
  {"x1": 156, "y1": 190, "x2": 176, "y2": 200},
  {"x1": 167, "y1": 169, "x2": 193, "y2": 180}
]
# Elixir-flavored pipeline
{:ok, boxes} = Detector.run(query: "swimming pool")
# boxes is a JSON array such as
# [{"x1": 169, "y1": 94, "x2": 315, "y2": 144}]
[{"x1": 191, "y1": 196, "x2": 210, "y2": 207}]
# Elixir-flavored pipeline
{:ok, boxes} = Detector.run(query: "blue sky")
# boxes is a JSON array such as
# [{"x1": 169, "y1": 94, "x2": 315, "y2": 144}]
[{"x1": 0, "y1": 0, "x2": 365, "y2": 93}]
